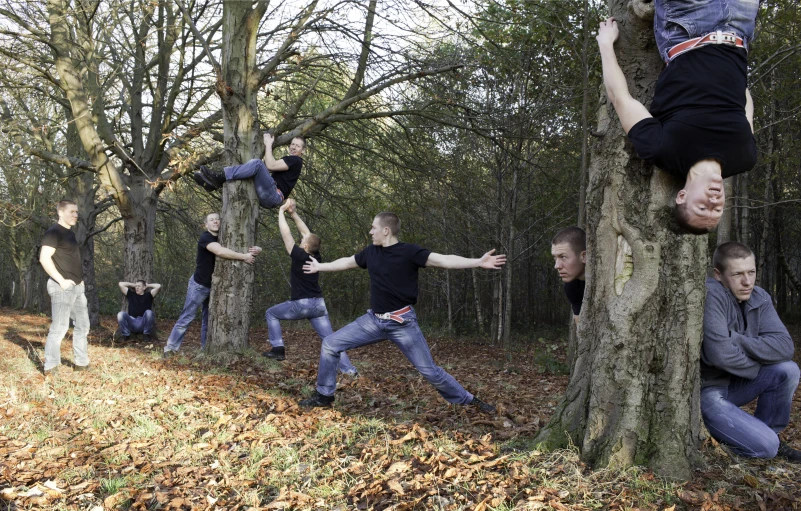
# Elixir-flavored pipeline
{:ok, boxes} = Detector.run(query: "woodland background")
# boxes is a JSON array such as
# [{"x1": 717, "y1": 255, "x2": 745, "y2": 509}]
[{"x1": 0, "y1": 0, "x2": 800, "y2": 349}]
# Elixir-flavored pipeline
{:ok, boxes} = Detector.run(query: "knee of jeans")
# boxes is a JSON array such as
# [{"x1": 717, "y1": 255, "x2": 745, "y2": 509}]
[
  {"x1": 321, "y1": 336, "x2": 341, "y2": 357},
  {"x1": 779, "y1": 361, "x2": 801, "y2": 386},
  {"x1": 117, "y1": 311, "x2": 126, "y2": 323},
  {"x1": 143, "y1": 310, "x2": 155, "y2": 320},
  {"x1": 751, "y1": 433, "x2": 780, "y2": 459}
]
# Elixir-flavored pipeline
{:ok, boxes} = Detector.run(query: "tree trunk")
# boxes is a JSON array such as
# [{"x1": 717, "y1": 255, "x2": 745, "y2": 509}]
[
  {"x1": 740, "y1": 173, "x2": 749, "y2": 244},
  {"x1": 471, "y1": 267, "x2": 484, "y2": 331},
  {"x1": 535, "y1": 3, "x2": 705, "y2": 479},
  {"x1": 205, "y1": 2, "x2": 263, "y2": 354},
  {"x1": 122, "y1": 174, "x2": 157, "y2": 283},
  {"x1": 577, "y1": 0, "x2": 591, "y2": 228},
  {"x1": 716, "y1": 177, "x2": 734, "y2": 244}
]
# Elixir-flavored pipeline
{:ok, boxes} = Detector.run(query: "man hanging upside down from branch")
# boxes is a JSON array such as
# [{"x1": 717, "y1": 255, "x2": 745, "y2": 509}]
[{"x1": 597, "y1": 0, "x2": 758, "y2": 233}]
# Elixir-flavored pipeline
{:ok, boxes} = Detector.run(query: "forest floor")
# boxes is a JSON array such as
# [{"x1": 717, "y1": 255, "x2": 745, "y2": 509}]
[{"x1": 0, "y1": 307, "x2": 800, "y2": 511}]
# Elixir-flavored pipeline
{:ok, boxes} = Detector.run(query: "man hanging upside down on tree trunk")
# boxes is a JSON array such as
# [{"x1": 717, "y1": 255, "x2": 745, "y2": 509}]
[{"x1": 597, "y1": 0, "x2": 758, "y2": 233}]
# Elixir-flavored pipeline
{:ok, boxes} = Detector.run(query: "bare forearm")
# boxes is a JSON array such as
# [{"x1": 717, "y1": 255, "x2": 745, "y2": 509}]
[
  {"x1": 291, "y1": 211, "x2": 311, "y2": 236},
  {"x1": 429, "y1": 254, "x2": 481, "y2": 269},
  {"x1": 214, "y1": 247, "x2": 248, "y2": 261},
  {"x1": 599, "y1": 43, "x2": 629, "y2": 107},
  {"x1": 317, "y1": 256, "x2": 357, "y2": 272}
]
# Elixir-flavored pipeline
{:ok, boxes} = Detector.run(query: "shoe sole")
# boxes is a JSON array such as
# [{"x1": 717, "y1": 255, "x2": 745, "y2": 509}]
[{"x1": 200, "y1": 167, "x2": 225, "y2": 188}]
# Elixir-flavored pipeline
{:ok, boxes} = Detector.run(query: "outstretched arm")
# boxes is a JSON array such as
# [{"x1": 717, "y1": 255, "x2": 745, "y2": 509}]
[
  {"x1": 206, "y1": 243, "x2": 259, "y2": 264},
  {"x1": 304, "y1": 255, "x2": 358, "y2": 274},
  {"x1": 426, "y1": 249, "x2": 507, "y2": 270},
  {"x1": 290, "y1": 210, "x2": 311, "y2": 237},
  {"x1": 263, "y1": 133, "x2": 290, "y2": 171},
  {"x1": 277, "y1": 202, "x2": 295, "y2": 255},
  {"x1": 597, "y1": 18, "x2": 652, "y2": 133}
]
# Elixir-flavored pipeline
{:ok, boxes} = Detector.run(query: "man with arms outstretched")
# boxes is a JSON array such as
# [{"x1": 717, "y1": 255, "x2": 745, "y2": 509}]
[
  {"x1": 115, "y1": 280, "x2": 162, "y2": 342},
  {"x1": 299, "y1": 212, "x2": 505, "y2": 413},
  {"x1": 195, "y1": 133, "x2": 305, "y2": 209},
  {"x1": 702, "y1": 242, "x2": 800, "y2": 462},
  {"x1": 40, "y1": 200, "x2": 90, "y2": 374},
  {"x1": 551, "y1": 227, "x2": 586, "y2": 324},
  {"x1": 597, "y1": 0, "x2": 758, "y2": 233},
  {"x1": 163, "y1": 213, "x2": 262, "y2": 357},
  {"x1": 262, "y1": 199, "x2": 358, "y2": 375}
]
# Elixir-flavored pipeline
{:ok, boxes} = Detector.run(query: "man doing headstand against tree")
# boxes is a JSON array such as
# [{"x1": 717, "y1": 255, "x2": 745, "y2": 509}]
[
  {"x1": 551, "y1": 227, "x2": 586, "y2": 324},
  {"x1": 195, "y1": 133, "x2": 305, "y2": 209},
  {"x1": 40, "y1": 199, "x2": 90, "y2": 374},
  {"x1": 596, "y1": 1, "x2": 758, "y2": 233},
  {"x1": 702, "y1": 242, "x2": 800, "y2": 462},
  {"x1": 115, "y1": 280, "x2": 162, "y2": 342},
  {"x1": 299, "y1": 212, "x2": 505, "y2": 413},
  {"x1": 163, "y1": 213, "x2": 262, "y2": 358},
  {"x1": 262, "y1": 198, "x2": 359, "y2": 376}
]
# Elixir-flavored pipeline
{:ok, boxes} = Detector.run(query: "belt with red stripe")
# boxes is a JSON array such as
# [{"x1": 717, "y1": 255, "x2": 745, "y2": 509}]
[
  {"x1": 667, "y1": 31, "x2": 744, "y2": 62},
  {"x1": 374, "y1": 305, "x2": 412, "y2": 324}
]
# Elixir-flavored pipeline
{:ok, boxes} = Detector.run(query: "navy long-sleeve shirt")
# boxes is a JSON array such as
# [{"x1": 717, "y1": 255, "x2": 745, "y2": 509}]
[{"x1": 701, "y1": 277, "x2": 794, "y2": 388}]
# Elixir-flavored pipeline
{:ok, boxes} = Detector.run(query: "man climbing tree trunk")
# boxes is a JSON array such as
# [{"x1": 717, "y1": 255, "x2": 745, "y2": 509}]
[{"x1": 534, "y1": 0, "x2": 708, "y2": 479}]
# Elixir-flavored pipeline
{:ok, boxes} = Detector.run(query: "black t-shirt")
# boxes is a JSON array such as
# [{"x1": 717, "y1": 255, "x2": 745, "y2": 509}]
[
  {"x1": 563, "y1": 279, "x2": 585, "y2": 316},
  {"x1": 627, "y1": 45, "x2": 757, "y2": 179},
  {"x1": 290, "y1": 244, "x2": 323, "y2": 300},
  {"x1": 354, "y1": 243, "x2": 432, "y2": 314},
  {"x1": 272, "y1": 155, "x2": 303, "y2": 199},
  {"x1": 41, "y1": 224, "x2": 83, "y2": 284},
  {"x1": 193, "y1": 231, "x2": 218, "y2": 287},
  {"x1": 126, "y1": 288, "x2": 154, "y2": 317}
]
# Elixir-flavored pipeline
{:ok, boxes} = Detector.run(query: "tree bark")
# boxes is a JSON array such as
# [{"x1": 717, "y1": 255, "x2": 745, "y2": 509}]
[
  {"x1": 534, "y1": 3, "x2": 705, "y2": 479},
  {"x1": 716, "y1": 177, "x2": 734, "y2": 244},
  {"x1": 205, "y1": 1, "x2": 263, "y2": 354}
]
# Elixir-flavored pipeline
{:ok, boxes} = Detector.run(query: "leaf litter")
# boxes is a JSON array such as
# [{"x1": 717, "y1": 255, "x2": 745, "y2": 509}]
[{"x1": 0, "y1": 308, "x2": 799, "y2": 510}]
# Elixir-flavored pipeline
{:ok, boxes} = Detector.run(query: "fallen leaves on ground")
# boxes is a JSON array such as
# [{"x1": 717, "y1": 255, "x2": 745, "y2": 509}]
[{"x1": 0, "y1": 308, "x2": 800, "y2": 510}]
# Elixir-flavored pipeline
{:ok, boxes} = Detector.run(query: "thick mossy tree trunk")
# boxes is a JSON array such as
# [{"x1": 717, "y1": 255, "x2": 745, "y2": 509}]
[
  {"x1": 534, "y1": 0, "x2": 707, "y2": 479},
  {"x1": 205, "y1": 2, "x2": 263, "y2": 354}
]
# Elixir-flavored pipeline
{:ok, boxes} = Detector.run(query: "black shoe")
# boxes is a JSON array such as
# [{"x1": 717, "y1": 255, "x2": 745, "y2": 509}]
[
  {"x1": 143, "y1": 332, "x2": 158, "y2": 343},
  {"x1": 73, "y1": 364, "x2": 90, "y2": 372},
  {"x1": 200, "y1": 165, "x2": 226, "y2": 189},
  {"x1": 193, "y1": 172, "x2": 216, "y2": 192},
  {"x1": 299, "y1": 391, "x2": 334, "y2": 408},
  {"x1": 777, "y1": 442, "x2": 801, "y2": 463},
  {"x1": 263, "y1": 346, "x2": 286, "y2": 361},
  {"x1": 470, "y1": 396, "x2": 496, "y2": 414},
  {"x1": 163, "y1": 349, "x2": 176, "y2": 359}
]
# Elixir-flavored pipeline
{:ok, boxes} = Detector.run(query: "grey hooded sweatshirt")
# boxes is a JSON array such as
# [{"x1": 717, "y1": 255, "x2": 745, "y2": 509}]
[{"x1": 701, "y1": 277, "x2": 794, "y2": 388}]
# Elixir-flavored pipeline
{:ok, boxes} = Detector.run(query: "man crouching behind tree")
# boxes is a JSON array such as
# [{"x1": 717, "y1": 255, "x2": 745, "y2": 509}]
[
  {"x1": 115, "y1": 280, "x2": 161, "y2": 342},
  {"x1": 702, "y1": 241, "x2": 801, "y2": 462}
]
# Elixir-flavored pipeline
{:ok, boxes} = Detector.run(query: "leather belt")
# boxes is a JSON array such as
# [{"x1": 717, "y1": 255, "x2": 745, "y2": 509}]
[
  {"x1": 374, "y1": 305, "x2": 412, "y2": 324},
  {"x1": 667, "y1": 31, "x2": 744, "y2": 62}
]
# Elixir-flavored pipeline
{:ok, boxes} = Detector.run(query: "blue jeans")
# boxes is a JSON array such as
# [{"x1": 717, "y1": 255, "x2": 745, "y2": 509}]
[
  {"x1": 44, "y1": 280, "x2": 90, "y2": 370},
  {"x1": 225, "y1": 159, "x2": 283, "y2": 209},
  {"x1": 117, "y1": 310, "x2": 155, "y2": 335},
  {"x1": 165, "y1": 276, "x2": 210, "y2": 352},
  {"x1": 701, "y1": 361, "x2": 800, "y2": 458},
  {"x1": 266, "y1": 298, "x2": 357, "y2": 374},
  {"x1": 655, "y1": 0, "x2": 758, "y2": 61},
  {"x1": 316, "y1": 308, "x2": 473, "y2": 403}
]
